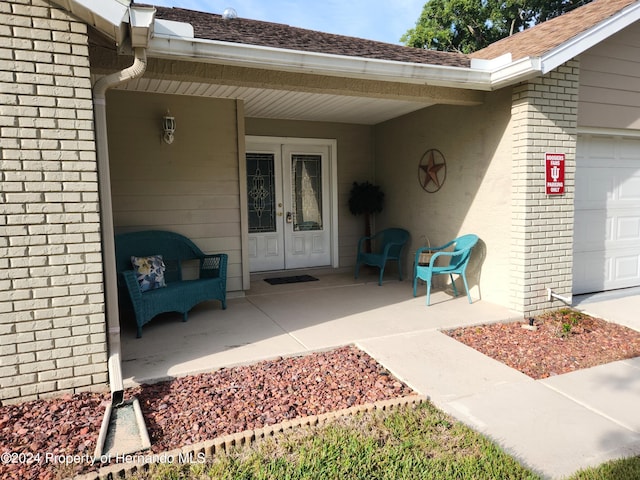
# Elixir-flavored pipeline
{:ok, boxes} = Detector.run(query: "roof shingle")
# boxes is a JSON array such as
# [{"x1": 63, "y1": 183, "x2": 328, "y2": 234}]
[
  {"x1": 150, "y1": 6, "x2": 471, "y2": 68},
  {"x1": 471, "y1": 0, "x2": 638, "y2": 61},
  {"x1": 145, "y1": 0, "x2": 638, "y2": 68}
]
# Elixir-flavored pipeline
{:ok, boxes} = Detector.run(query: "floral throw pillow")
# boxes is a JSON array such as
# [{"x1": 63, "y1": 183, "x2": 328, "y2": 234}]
[{"x1": 131, "y1": 255, "x2": 167, "y2": 292}]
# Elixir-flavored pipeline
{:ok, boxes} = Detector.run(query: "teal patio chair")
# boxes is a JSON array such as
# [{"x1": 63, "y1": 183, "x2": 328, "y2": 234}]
[
  {"x1": 413, "y1": 234, "x2": 478, "y2": 305},
  {"x1": 355, "y1": 228, "x2": 410, "y2": 286}
]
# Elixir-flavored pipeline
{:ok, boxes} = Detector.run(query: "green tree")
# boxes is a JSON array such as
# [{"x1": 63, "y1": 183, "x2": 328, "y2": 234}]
[{"x1": 402, "y1": 0, "x2": 594, "y2": 53}]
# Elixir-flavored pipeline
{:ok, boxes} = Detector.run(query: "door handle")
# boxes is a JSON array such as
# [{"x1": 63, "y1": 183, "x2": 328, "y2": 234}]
[
  {"x1": 286, "y1": 212, "x2": 293, "y2": 223},
  {"x1": 276, "y1": 212, "x2": 283, "y2": 217}
]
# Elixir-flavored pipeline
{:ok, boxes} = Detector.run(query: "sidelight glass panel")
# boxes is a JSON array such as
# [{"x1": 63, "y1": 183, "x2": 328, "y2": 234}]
[
  {"x1": 247, "y1": 152, "x2": 276, "y2": 233},
  {"x1": 291, "y1": 154, "x2": 322, "y2": 231}
]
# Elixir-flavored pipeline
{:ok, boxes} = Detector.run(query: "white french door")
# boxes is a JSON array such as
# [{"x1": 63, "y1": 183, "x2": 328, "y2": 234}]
[{"x1": 246, "y1": 138, "x2": 335, "y2": 272}]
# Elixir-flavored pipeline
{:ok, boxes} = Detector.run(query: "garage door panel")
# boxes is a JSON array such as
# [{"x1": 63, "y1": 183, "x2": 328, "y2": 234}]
[
  {"x1": 619, "y1": 138, "x2": 640, "y2": 158},
  {"x1": 574, "y1": 172, "x2": 613, "y2": 207},
  {"x1": 574, "y1": 134, "x2": 640, "y2": 294},
  {"x1": 615, "y1": 254, "x2": 640, "y2": 280},
  {"x1": 585, "y1": 136, "x2": 616, "y2": 159},
  {"x1": 618, "y1": 174, "x2": 640, "y2": 200},
  {"x1": 573, "y1": 252, "x2": 610, "y2": 293},
  {"x1": 574, "y1": 213, "x2": 640, "y2": 252},
  {"x1": 617, "y1": 215, "x2": 640, "y2": 240},
  {"x1": 573, "y1": 210, "x2": 611, "y2": 253},
  {"x1": 574, "y1": 251, "x2": 640, "y2": 293},
  {"x1": 576, "y1": 170, "x2": 640, "y2": 207}
]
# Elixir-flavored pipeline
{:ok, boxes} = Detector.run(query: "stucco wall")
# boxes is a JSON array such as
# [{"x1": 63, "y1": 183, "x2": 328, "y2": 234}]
[
  {"x1": 374, "y1": 89, "x2": 513, "y2": 307},
  {"x1": 0, "y1": 0, "x2": 107, "y2": 404},
  {"x1": 246, "y1": 118, "x2": 375, "y2": 268},
  {"x1": 107, "y1": 90, "x2": 244, "y2": 292}
]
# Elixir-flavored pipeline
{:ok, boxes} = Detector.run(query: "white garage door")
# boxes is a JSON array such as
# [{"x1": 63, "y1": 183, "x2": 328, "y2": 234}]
[{"x1": 573, "y1": 134, "x2": 640, "y2": 294}]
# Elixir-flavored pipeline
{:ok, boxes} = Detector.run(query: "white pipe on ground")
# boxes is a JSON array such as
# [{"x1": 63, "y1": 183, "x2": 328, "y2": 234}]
[
  {"x1": 93, "y1": 47, "x2": 148, "y2": 404},
  {"x1": 547, "y1": 288, "x2": 571, "y2": 305}
]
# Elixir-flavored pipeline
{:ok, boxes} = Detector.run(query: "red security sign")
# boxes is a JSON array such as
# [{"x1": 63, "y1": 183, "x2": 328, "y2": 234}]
[{"x1": 545, "y1": 153, "x2": 565, "y2": 195}]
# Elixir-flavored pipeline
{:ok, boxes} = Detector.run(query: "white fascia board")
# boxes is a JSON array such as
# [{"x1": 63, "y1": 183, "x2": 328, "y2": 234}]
[
  {"x1": 469, "y1": 52, "x2": 542, "y2": 90},
  {"x1": 470, "y1": 52, "x2": 512, "y2": 71},
  {"x1": 148, "y1": 34, "x2": 493, "y2": 90},
  {"x1": 539, "y1": 1, "x2": 640, "y2": 74},
  {"x1": 488, "y1": 56, "x2": 542, "y2": 90}
]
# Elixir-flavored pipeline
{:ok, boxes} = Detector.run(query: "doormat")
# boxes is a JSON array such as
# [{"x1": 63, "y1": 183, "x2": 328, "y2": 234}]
[{"x1": 264, "y1": 275, "x2": 319, "y2": 285}]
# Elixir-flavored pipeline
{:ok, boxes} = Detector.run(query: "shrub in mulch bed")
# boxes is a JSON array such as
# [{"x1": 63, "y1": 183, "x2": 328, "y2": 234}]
[
  {"x1": 446, "y1": 308, "x2": 640, "y2": 380},
  {"x1": 0, "y1": 345, "x2": 413, "y2": 480}
]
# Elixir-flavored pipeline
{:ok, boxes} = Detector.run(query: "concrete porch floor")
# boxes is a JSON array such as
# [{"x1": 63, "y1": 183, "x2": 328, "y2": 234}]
[
  {"x1": 119, "y1": 270, "x2": 640, "y2": 478},
  {"x1": 120, "y1": 268, "x2": 518, "y2": 387}
]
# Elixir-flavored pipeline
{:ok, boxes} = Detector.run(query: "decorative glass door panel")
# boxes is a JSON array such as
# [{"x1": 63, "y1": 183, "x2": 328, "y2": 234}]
[
  {"x1": 247, "y1": 141, "x2": 332, "y2": 272},
  {"x1": 246, "y1": 147, "x2": 284, "y2": 272},
  {"x1": 247, "y1": 153, "x2": 276, "y2": 233},
  {"x1": 291, "y1": 154, "x2": 323, "y2": 232},
  {"x1": 282, "y1": 146, "x2": 331, "y2": 270}
]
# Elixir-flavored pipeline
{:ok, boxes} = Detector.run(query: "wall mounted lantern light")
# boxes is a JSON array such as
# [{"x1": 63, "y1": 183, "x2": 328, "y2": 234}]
[{"x1": 162, "y1": 111, "x2": 176, "y2": 144}]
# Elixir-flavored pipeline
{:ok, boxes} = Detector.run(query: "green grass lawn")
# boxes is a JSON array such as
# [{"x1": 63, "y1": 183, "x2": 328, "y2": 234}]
[
  {"x1": 123, "y1": 401, "x2": 640, "y2": 480},
  {"x1": 569, "y1": 457, "x2": 640, "y2": 480}
]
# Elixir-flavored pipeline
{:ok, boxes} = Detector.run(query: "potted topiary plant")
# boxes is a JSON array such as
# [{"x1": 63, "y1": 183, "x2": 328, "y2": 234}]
[{"x1": 348, "y1": 181, "x2": 384, "y2": 253}]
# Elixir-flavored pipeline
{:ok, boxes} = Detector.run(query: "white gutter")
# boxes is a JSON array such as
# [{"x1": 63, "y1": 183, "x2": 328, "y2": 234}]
[
  {"x1": 487, "y1": 56, "x2": 542, "y2": 90},
  {"x1": 55, "y1": 0, "x2": 640, "y2": 97},
  {"x1": 145, "y1": 0, "x2": 640, "y2": 93},
  {"x1": 148, "y1": 34, "x2": 495, "y2": 91},
  {"x1": 49, "y1": 0, "x2": 130, "y2": 47},
  {"x1": 93, "y1": 5, "x2": 155, "y2": 404},
  {"x1": 469, "y1": 52, "x2": 542, "y2": 90},
  {"x1": 93, "y1": 46, "x2": 147, "y2": 404}
]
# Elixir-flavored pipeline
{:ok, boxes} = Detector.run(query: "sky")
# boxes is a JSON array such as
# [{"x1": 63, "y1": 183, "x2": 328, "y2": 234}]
[{"x1": 145, "y1": 0, "x2": 426, "y2": 45}]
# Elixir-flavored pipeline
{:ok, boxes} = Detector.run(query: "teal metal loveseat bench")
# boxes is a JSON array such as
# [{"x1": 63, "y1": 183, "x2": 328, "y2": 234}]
[{"x1": 115, "y1": 230, "x2": 227, "y2": 338}]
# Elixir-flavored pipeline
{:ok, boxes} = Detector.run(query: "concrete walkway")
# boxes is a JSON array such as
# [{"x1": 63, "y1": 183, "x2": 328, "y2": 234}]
[
  {"x1": 361, "y1": 288, "x2": 640, "y2": 479},
  {"x1": 121, "y1": 273, "x2": 640, "y2": 479}
]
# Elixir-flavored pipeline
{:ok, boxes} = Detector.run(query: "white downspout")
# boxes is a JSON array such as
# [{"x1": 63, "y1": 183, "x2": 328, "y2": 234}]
[{"x1": 93, "y1": 47, "x2": 147, "y2": 404}]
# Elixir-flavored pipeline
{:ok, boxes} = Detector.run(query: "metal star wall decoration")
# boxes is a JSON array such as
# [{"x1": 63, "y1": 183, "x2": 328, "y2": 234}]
[{"x1": 418, "y1": 149, "x2": 446, "y2": 193}]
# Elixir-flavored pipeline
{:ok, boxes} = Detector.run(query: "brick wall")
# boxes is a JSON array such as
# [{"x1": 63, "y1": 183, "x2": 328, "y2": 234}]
[
  {"x1": 510, "y1": 60, "x2": 579, "y2": 316},
  {"x1": 0, "y1": 0, "x2": 108, "y2": 404}
]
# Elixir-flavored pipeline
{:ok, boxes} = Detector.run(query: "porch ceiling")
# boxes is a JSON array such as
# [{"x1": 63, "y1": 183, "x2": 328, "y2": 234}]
[{"x1": 110, "y1": 77, "x2": 434, "y2": 125}]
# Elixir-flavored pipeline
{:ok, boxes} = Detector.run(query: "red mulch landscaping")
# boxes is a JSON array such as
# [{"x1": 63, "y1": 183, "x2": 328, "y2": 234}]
[
  {"x1": 3, "y1": 310, "x2": 639, "y2": 479},
  {"x1": 0, "y1": 345, "x2": 413, "y2": 480},
  {"x1": 446, "y1": 308, "x2": 640, "y2": 380}
]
